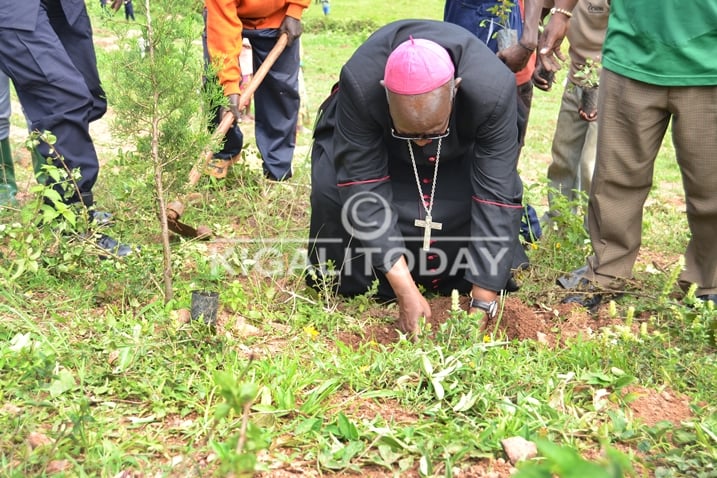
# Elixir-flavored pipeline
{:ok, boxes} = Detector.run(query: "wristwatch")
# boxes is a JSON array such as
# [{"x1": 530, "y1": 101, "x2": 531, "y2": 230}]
[{"x1": 469, "y1": 296, "x2": 498, "y2": 319}]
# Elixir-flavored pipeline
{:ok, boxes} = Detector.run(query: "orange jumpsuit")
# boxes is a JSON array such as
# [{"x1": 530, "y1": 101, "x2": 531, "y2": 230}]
[{"x1": 204, "y1": 0, "x2": 310, "y2": 95}]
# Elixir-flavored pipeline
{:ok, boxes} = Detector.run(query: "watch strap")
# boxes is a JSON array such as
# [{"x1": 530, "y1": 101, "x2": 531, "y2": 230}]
[{"x1": 469, "y1": 296, "x2": 498, "y2": 319}]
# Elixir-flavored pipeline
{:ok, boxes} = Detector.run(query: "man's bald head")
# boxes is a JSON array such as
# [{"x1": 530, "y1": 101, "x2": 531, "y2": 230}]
[
  {"x1": 384, "y1": 79, "x2": 459, "y2": 138},
  {"x1": 382, "y1": 36, "x2": 459, "y2": 142}
]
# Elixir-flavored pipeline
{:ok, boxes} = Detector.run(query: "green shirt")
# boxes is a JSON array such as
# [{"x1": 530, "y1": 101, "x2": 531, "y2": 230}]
[{"x1": 602, "y1": 0, "x2": 717, "y2": 86}]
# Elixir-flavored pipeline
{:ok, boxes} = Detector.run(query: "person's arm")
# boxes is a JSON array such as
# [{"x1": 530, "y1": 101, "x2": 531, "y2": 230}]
[
  {"x1": 496, "y1": 0, "x2": 541, "y2": 73},
  {"x1": 468, "y1": 285, "x2": 498, "y2": 328},
  {"x1": 520, "y1": 0, "x2": 542, "y2": 50},
  {"x1": 285, "y1": 0, "x2": 311, "y2": 20},
  {"x1": 464, "y1": 68, "x2": 524, "y2": 303},
  {"x1": 385, "y1": 257, "x2": 432, "y2": 339},
  {"x1": 532, "y1": 3, "x2": 554, "y2": 91},
  {"x1": 205, "y1": 0, "x2": 244, "y2": 97},
  {"x1": 538, "y1": 0, "x2": 578, "y2": 72}
]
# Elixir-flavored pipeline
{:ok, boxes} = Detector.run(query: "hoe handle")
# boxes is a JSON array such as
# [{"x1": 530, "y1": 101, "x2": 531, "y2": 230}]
[{"x1": 188, "y1": 33, "x2": 289, "y2": 186}]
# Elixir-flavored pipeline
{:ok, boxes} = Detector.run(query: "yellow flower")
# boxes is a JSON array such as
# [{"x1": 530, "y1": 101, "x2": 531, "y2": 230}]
[
  {"x1": 483, "y1": 334, "x2": 492, "y2": 343},
  {"x1": 531, "y1": 243, "x2": 539, "y2": 250},
  {"x1": 303, "y1": 325, "x2": 319, "y2": 338},
  {"x1": 555, "y1": 242, "x2": 561, "y2": 249}
]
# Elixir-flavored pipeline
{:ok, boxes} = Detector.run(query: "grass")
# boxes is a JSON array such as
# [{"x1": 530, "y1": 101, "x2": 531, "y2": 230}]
[{"x1": 1, "y1": 1, "x2": 715, "y2": 477}]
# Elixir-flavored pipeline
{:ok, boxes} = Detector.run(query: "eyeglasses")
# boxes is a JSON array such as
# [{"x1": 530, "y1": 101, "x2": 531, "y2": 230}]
[{"x1": 390, "y1": 127, "x2": 450, "y2": 142}]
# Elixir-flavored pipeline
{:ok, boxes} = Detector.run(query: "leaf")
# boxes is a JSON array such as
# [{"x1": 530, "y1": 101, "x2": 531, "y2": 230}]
[
  {"x1": 453, "y1": 391, "x2": 478, "y2": 412},
  {"x1": 237, "y1": 382, "x2": 258, "y2": 406},
  {"x1": 376, "y1": 435, "x2": 412, "y2": 452},
  {"x1": 318, "y1": 440, "x2": 364, "y2": 470},
  {"x1": 699, "y1": 422, "x2": 717, "y2": 444},
  {"x1": 673, "y1": 429, "x2": 697, "y2": 445},
  {"x1": 337, "y1": 413, "x2": 359, "y2": 441},
  {"x1": 431, "y1": 378, "x2": 445, "y2": 400},
  {"x1": 112, "y1": 347, "x2": 134, "y2": 373},
  {"x1": 613, "y1": 374, "x2": 636, "y2": 389},
  {"x1": 294, "y1": 417, "x2": 322, "y2": 435},
  {"x1": 128, "y1": 415, "x2": 156, "y2": 424},
  {"x1": 214, "y1": 402, "x2": 231, "y2": 421},
  {"x1": 419, "y1": 454, "x2": 431, "y2": 476},
  {"x1": 421, "y1": 354, "x2": 433, "y2": 377},
  {"x1": 48, "y1": 368, "x2": 76, "y2": 398},
  {"x1": 562, "y1": 461, "x2": 611, "y2": 478},
  {"x1": 535, "y1": 439, "x2": 581, "y2": 467},
  {"x1": 376, "y1": 443, "x2": 401, "y2": 466},
  {"x1": 581, "y1": 371, "x2": 612, "y2": 385},
  {"x1": 9, "y1": 333, "x2": 33, "y2": 352}
]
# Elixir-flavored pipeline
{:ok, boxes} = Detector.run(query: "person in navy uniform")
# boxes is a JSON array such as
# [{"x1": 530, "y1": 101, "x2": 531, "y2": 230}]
[
  {"x1": 0, "y1": 0, "x2": 132, "y2": 256},
  {"x1": 307, "y1": 20, "x2": 526, "y2": 337}
]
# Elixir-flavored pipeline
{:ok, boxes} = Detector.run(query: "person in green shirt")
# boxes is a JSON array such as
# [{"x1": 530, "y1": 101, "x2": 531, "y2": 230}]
[{"x1": 540, "y1": 0, "x2": 717, "y2": 309}]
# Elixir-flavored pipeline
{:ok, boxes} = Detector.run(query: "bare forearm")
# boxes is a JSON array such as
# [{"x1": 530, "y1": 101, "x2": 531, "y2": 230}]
[
  {"x1": 385, "y1": 256, "x2": 418, "y2": 299},
  {"x1": 520, "y1": 0, "x2": 543, "y2": 49},
  {"x1": 470, "y1": 285, "x2": 497, "y2": 303},
  {"x1": 553, "y1": 0, "x2": 578, "y2": 10}
]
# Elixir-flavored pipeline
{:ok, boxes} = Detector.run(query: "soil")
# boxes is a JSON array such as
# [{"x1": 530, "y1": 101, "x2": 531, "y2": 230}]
[{"x1": 334, "y1": 295, "x2": 629, "y2": 348}]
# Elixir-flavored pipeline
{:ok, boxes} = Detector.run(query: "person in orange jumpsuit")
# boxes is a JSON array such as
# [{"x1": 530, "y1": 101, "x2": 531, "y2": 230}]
[{"x1": 203, "y1": 0, "x2": 310, "y2": 181}]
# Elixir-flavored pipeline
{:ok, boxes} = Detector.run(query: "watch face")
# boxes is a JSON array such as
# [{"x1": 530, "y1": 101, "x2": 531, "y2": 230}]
[{"x1": 486, "y1": 301, "x2": 497, "y2": 318}]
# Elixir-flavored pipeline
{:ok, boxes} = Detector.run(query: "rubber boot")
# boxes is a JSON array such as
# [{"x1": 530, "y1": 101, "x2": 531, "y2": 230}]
[
  {"x1": 31, "y1": 146, "x2": 48, "y2": 185},
  {"x1": 0, "y1": 137, "x2": 17, "y2": 205}
]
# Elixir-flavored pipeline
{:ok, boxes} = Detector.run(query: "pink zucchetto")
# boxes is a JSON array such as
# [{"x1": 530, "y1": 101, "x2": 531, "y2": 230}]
[{"x1": 383, "y1": 36, "x2": 455, "y2": 95}]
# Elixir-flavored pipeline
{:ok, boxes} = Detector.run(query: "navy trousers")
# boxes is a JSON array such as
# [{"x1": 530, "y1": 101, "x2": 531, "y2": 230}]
[
  {"x1": 243, "y1": 29, "x2": 300, "y2": 181},
  {"x1": 0, "y1": 0, "x2": 105, "y2": 206}
]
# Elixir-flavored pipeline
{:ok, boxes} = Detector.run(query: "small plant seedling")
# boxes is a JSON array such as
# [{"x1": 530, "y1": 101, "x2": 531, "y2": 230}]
[
  {"x1": 479, "y1": 0, "x2": 516, "y2": 35},
  {"x1": 574, "y1": 56, "x2": 602, "y2": 88}
]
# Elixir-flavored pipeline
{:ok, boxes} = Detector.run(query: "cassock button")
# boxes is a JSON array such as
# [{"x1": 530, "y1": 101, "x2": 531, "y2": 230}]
[
  {"x1": 422, "y1": 178, "x2": 430, "y2": 184},
  {"x1": 428, "y1": 156, "x2": 436, "y2": 163},
  {"x1": 428, "y1": 254, "x2": 437, "y2": 261},
  {"x1": 422, "y1": 193, "x2": 429, "y2": 199},
  {"x1": 431, "y1": 278, "x2": 440, "y2": 284}
]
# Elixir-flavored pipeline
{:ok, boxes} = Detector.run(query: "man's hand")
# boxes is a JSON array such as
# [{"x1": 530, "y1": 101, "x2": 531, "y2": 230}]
[
  {"x1": 579, "y1": 109, "x2": 598, "y2": 122},
  {"x1": 497, "y1": 42, "x2": 534, "y2": 73},
  {"x1": 226, "y1": 93, "x2": 241, "y2": 121},
  {"x1": 532, "y1": 60, "x2": 554, "y2": 91},
  {"x1": 279, "y1": 16, "x2": 303, "y2": 46},
  {"x1": 538, "y1": 13, "x2": 570, "y2": 73},
  {"x1": 385, "y1": 256, "x2": 430, "y2": 340},
  {"x1": 578, "y1": 91, "x2": 599, "y2": 122},
  {"x1": 396, "y1": 290, "x2": 432, "y2": 340}
]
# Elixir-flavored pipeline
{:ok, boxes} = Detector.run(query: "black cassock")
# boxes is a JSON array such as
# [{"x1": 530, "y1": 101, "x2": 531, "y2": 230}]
[{"x1": 307, "y1": 19, "x2": 527, "y2": 300}]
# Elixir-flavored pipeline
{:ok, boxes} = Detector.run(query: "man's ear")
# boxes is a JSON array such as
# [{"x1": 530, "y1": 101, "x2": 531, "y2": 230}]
[{"x1": 454, "y1": 77, "x2": 462, "y2": 92}]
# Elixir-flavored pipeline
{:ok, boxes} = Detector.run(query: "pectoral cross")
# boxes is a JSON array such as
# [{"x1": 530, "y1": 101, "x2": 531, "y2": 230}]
[{"x1": 414, "y1": 214, "x2": 442, "y2": 251}]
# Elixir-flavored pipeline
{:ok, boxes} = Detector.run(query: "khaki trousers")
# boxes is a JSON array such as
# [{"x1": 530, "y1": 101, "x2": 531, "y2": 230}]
[
  {"x1": 546, "y1": 82, "x2": 598, "y2": 226},
  {"x1": 586, "y1": 69, "x2": 717, "y2": 296}
]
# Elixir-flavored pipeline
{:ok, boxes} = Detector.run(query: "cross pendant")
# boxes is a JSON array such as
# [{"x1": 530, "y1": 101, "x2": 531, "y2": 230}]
[{"x1": 414, "y1": 214, "x2": 442, "y2": 250}]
